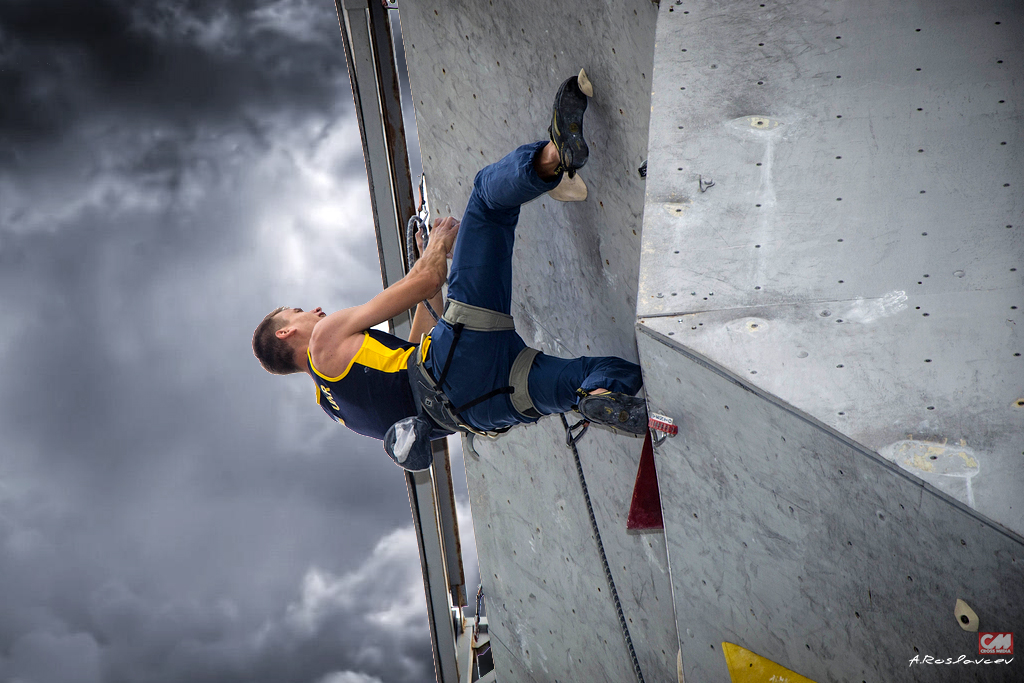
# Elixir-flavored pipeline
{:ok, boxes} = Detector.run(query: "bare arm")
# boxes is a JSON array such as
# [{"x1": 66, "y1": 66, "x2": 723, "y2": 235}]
[
  {"x1": 407, "y1": 222, "x2": 448, "y2": 342},
  {"x1": 309, "y1": 217, "x2": 459, "y2": 370},
  {"x1": 408, "y1": 289, "x2": 444, "y2": 343}
]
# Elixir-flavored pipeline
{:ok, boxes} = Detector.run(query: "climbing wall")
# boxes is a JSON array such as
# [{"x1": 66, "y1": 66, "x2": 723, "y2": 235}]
[
  {"x1": 398, "y1": 0, "x2": 1023, "y2": 680},
  {"x1": 638, "y1": 0, "x2": 1024, "y2": 680},
  {"x1": 639, "y1": 326, "x2": 1024, "y2": 682},
  {"x1": 399, "y1": 1, "x2": 679, "y2": 680}
]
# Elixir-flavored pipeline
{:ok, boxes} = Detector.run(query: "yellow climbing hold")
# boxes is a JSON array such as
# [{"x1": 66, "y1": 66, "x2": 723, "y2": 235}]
[{"x1": 722, "y1": 643, "x2": 818, "y2": 683}]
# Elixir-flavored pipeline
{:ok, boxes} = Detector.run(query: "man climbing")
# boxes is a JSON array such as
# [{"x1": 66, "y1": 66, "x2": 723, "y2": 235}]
[{"x1": 252, "y1": 72, "x2": 647, "y2": 469}]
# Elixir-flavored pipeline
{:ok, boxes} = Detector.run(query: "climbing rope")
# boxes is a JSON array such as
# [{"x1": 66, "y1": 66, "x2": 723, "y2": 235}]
[
  {"x1": 406, "y1": 174, "x2": 440, "y2": 322},
  {"x1": 559, "y1": 413, "x2": 646, "y2": 683}
]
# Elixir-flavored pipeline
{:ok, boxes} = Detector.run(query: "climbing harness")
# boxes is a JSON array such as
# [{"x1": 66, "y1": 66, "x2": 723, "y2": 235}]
[
  {"x1": 408, "y1": 300, "x2": 542, "y2": 435},
  {"x1": 437, "y1": 300, "x2": 541, "y2": 417},
  {"x1": 405, "y1": 173, "x2": 440, "y2": 323},
  {"x1": 559, "y1": 413, "x2": 647, "y2": 683},
  {"x1": 384, "y1": 299, "x2": 542, "y2": 470},
  {"x1": 407, "y1": 324, "x2": 507, "y2": 439},
  {"x1": 441, "y1": 299, "x2": 514, "y2": 332}
]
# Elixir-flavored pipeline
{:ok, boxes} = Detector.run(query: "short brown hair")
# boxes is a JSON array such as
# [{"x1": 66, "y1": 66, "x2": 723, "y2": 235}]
[{"x1": 252, "y1": 306, "x2": 301, "y2": 375}]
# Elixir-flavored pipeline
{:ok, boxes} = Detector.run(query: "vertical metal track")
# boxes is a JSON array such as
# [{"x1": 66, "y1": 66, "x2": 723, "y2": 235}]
[{"x1": 335, "y1": 0, "x2": 415, "y2": 332}]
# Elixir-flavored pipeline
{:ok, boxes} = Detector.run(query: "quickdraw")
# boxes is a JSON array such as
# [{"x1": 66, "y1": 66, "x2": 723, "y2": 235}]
[
  {"x1": 405, "y1": 173, "x2": 439, "y2": 322},
  {"x1": 563, "y1": 416, "x2": 589, "y2": 447}
]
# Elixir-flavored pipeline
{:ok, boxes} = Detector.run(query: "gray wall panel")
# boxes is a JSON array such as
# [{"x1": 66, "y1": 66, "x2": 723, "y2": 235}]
[
  {"x1": 464, "y1": 421, "x2": 675, "y2": 682},
  {"x1": 399, "y1": 1, "x2": 677, "y2": 680},
  {"x1": 640, "y1": 294, "x2": 1024, "y2": 532},
  {"x1": 640, "y1": 0, "x2": 1024, "y2": 536},
  {"x1": 637, "y1": 324, "x2": 1024, "y2": 683}
]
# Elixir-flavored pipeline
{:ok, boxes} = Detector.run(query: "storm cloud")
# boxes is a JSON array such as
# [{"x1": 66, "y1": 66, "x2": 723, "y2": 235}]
[{"x1": 0, "y1": 1, "x2": 469, "y2": 681}]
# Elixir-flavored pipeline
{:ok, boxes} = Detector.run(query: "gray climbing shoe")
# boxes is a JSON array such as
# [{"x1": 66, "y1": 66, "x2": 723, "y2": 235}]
[
  {"x1": 548, "y1": 73, "x2": 590, "y2": 178},
  {"x1": 575, "y1": 391, "x2": 648, "y2": 435}
]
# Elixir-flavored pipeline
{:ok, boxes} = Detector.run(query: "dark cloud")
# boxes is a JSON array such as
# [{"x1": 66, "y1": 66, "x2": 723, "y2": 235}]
[
  {"x1": 0, "y1": 0, "x2": 349, "y2": 146},
  {"x1": 0, "y1": 2, "x2": 460, "y2": 682}
]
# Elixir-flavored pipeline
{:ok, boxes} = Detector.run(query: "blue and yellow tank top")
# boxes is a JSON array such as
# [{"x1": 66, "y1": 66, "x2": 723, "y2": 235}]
[{"x1": 308, "y1": 329, "x2": 421, "y2": 440}]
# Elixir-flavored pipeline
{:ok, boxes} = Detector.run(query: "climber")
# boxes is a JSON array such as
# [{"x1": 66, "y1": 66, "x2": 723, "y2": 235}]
[{"x1": 252, "y1": 72, "x2": 647, "y2": 469}]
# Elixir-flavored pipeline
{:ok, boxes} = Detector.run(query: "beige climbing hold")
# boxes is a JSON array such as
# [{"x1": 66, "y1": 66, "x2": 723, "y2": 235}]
[
  {"x1": 677, "y1": 648, "x2": 684, "y2": 683},
  {"x1": 955, "y1": 598, "x2": 979, "y2": 632},
  {"x1": 548, "y1": 173, "x2": 587, "y2": 202},
  {"x1": 577, "y1": 67, "x2": 594, "y2": 97}
]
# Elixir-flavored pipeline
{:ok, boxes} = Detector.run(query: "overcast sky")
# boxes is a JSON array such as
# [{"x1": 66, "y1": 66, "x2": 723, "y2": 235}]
[{"x1": 0, "y1": 1, "x2": 471, "y2": 681}]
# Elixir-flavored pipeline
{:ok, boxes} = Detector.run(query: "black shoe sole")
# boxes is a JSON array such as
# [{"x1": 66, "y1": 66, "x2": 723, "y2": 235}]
[
  {"x1": 549, "y1": 76, "x2": 589, "y2": 178},
  {"x1": 577, "y1": 393, "x2": 648, "y2": 435}
]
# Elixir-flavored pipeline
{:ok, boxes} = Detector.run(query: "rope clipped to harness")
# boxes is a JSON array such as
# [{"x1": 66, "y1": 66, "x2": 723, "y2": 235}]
[{"x1": 559, "y1": 413, "x2": 646, "y2": 683}]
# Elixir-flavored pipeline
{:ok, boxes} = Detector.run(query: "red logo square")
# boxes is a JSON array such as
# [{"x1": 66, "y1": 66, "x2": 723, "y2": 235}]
[{"x1": 979, "y1": 632, "x2": 1013, "y2": 655}]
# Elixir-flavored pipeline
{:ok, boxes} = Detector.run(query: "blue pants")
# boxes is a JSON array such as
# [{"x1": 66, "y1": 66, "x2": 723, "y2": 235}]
[{"x1": 425, "y1": 141, "x2": 643, "y2": 433}]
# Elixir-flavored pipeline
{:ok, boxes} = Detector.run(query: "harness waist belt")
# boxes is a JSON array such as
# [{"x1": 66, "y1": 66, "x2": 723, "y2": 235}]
[{"x1": 442, "y1": 299, "x2": 515, "y2": 331}]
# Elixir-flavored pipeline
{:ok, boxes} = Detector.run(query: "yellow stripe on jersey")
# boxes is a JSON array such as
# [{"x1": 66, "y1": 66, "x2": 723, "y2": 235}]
[
  {"x1": 308, "y1": 333, "x2": 416, "y2": 383},
  {"x1": 309, "y1": 346, "x2": 358, "y2": 382},
  {"x1": 311, "y1": 361, "x2": 346, "y2": 425},
  {"x1": 358, "y1": 334, "x2": 416, "y2": 373}
]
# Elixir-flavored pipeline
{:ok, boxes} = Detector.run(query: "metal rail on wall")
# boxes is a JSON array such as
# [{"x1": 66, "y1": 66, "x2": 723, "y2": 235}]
[{"x1": 333, "y1": 2, "x2": 469, "y2": 682}]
